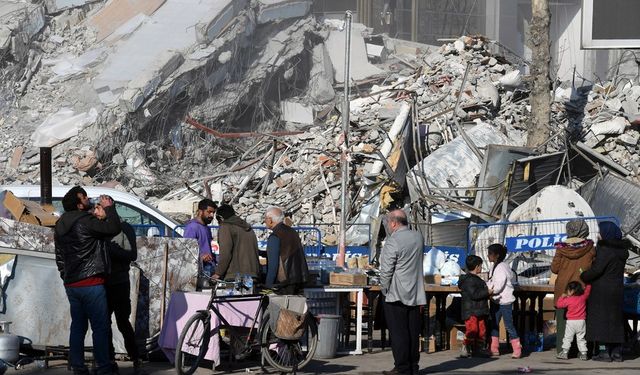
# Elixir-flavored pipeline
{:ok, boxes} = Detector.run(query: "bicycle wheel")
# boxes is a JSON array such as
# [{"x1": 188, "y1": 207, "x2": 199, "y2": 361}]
[
  {"x1": 260, "y1": 312, "x2": 318, "y2": 372},
  {"x1": 175, "y1": 311, "x2": 211, "y2": 375}
]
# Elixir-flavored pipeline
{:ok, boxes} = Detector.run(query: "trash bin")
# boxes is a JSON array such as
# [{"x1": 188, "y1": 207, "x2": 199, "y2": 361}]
[{"x1": 314, "y1": 314, "x2": 340, "y2": 359}]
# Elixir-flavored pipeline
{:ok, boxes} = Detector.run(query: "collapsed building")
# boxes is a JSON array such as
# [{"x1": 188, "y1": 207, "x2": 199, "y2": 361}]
[{"x1": 2, "y1": 0, "x2": 640, "y2": 251}]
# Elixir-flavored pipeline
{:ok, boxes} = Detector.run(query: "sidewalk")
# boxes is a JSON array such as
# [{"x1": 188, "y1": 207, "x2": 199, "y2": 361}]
[{"x1": 13, "y1": 348, "x2": 640, "y2": 374}]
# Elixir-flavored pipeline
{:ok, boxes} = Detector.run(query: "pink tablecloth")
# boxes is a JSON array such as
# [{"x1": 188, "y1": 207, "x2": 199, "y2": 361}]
[{"x1": 158, "y1": 291, "x2": 261, "y2": 366}]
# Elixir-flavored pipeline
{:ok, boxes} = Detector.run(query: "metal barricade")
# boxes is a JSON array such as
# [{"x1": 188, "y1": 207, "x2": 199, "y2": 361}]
[
  {"x1": 171, "y1": 224, "x2": 322, "y2": 255},
  {"x1": 466, "y1": 216, "x2": 620, "y2": 284}
]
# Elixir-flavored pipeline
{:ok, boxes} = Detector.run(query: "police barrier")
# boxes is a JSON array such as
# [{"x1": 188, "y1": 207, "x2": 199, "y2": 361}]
[{"x1": 467, "y1": 216, "x2": 619, "y2": 284}]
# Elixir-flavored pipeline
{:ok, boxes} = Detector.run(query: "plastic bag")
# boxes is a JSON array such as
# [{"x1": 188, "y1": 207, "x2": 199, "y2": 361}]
[
  {"x1": 423, "y1": 247, "x2": 446, "y2": 275},
  {"x1": 440, "y1": 260, "x2": 462, "y2": 277}
]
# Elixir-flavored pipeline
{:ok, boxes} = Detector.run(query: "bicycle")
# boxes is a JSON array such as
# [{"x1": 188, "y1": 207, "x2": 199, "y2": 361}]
[{"x1": 174, "y1": 279, "x2": 318, "y2": 374}]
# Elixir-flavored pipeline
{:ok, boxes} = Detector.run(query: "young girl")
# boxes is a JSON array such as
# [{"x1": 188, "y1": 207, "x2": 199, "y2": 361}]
[
  {"x1": 555, "y1": 281, "x2": 591, "y2": 360},
  {"x1": 486, "y1": 244, "x2": 521, "y2": 358}
]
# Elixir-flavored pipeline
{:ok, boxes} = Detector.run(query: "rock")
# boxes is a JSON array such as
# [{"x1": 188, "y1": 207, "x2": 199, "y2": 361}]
[
  {"x1": 453, "y1": 40, "x2": 465, "y2": 53},
  {"x1": 617, "y1": 132, "x2": 640, "y2": 146},
  {"x1": 112, "y1": 153, "x2": 125, "y2": 165}
]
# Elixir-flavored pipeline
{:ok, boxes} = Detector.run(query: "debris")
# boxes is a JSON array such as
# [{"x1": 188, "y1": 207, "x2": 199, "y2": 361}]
[
  {"x1": 280, "y1": 101, "x2": 314, "y2": 125},
  {"x1": 324, "y1": 21, "x2": 383, "y2": 83},
  {"x1": 256, "y1": 0, "x2": 311, "y2": 24},
  {"x1": 31, "y1": 108, "x2": 99, "y2": 148}
]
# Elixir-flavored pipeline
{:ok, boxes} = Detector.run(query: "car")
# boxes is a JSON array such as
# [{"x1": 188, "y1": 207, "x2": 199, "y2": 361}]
[{"x1": 0, "y1": 185, "x2": 180, "y2": 237}]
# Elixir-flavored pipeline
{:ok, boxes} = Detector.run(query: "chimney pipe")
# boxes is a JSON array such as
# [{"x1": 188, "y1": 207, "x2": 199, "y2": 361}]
[{"x1": 40, "y1": 147, "x2": 52, "y2": 205}]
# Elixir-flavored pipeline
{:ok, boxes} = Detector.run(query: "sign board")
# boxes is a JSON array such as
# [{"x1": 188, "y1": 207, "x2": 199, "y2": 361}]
[
  {"x1": 505, "y1": 234, "x2": 568, "y2": 252},
  {"x1": 582, "y1": 0, "x2": 640, "y2": 49}
]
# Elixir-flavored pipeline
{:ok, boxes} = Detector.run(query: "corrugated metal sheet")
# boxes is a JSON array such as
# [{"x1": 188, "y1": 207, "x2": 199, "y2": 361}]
[
  {"x1": 416, "y1": 219, "x2": 469, "y2": 247},
  {"x1": 474, "y1": 145, "x2": 534, "y2": 215},
  {"x1": 579, "y1": 172, "x2": 640, "y2": 240},
  {"x1": 507, "y1": 152, "x2": 565, "y2": 213}
]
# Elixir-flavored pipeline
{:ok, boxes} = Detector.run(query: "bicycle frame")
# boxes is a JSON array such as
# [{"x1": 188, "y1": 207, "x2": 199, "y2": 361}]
[{"x1": 200, "y1": 282, "x2": 268, "y2": 354}]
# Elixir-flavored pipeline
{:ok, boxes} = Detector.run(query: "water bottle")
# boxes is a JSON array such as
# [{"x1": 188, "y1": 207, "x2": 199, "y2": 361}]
[
  {"x1": 234, "y1": 273, "x2": 241, "y2": 295},
  {"x1": 245, "y1": 275, "x2": 254, "y2": 294}
]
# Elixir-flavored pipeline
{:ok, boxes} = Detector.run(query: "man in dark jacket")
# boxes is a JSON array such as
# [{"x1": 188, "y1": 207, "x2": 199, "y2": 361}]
[
  {"x1": 212, "y1": 204, "x2": 260, "y2": 280},
  {"x1": 93, "y1": 203, "x2": 141, "y2": 373},
  {"x1": 54, "y1": 187, "x2": 121, "y2": 375},
  {"x1": 458, "y1": 255, "x2": 491, "y2": 358},
  {"x1": 263, "y1": 206, "x2": 308, "y2": 294},
  {"x1": 581, "y1": 221, "x2": 630, "y2": 362}
]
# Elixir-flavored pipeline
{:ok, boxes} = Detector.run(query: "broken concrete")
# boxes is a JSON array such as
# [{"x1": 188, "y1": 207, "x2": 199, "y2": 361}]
[
  {"x1": 256, "y1": 0, "x2": 311, "y2": 24},
  {"x1": 324, "y1": 21, "x2": 383, "y2": 83}
]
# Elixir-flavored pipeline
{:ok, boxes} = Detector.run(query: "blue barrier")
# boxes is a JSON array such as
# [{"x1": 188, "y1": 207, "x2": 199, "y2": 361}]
[
  {"x1": 467, "y1": 216, "x2": 620, "y2": 284},
  {"x1": 172, "y1": 224, "x2": 322, "y2": 256},
  {"x1": 467, "y1": 216, "x2": 620, "y2": 255}
]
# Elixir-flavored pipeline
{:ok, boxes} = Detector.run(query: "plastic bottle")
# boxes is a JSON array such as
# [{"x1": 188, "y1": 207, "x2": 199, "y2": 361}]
[
  {"x1": 235, "y1": 273, "x2": 242, "y2": 295},
  {"x1": 245, "y1": 275, "x2": 253, "y2": 294}
]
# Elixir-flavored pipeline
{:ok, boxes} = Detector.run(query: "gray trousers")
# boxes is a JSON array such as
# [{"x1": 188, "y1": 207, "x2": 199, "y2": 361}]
[{"x1": 562, "y1": 319, "x2": 587, "y2": 352}]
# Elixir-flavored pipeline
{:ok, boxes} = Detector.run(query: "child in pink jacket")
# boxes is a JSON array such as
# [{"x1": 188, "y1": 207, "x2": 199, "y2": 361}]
[
  {"x1": 555, "y1": 281, "x2": 591, "y2": 360},
  {"x1": 486, "y1": 244, "x2": 520, "y2": 358}
]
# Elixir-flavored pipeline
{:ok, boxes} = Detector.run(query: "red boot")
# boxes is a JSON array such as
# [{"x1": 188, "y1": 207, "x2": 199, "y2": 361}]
[
  {"x1": 490, "y1": 336, "x2": 500, "y2": 357},
  {"x1": 510, "y1": 338, "x2": 522, "y2": 359}
]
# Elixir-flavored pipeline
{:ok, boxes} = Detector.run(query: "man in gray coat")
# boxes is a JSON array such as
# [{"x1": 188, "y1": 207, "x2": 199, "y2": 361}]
[{"x1": 379, "y1": 209, "x2": 426, "y2": 375}]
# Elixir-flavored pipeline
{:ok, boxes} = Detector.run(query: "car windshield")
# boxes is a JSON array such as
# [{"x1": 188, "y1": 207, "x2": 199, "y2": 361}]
[{"x1": 137, "y1": 197, "x2": 180, "y2": 227}]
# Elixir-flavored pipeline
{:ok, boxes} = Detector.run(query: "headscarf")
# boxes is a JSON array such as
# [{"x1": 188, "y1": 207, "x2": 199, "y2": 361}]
[
  {"x1": 598, "y1": 221, "x2": 622, "y2": 241},
  {"x1": 566, "y1": 219, "x2": 589, "y2": 240}
]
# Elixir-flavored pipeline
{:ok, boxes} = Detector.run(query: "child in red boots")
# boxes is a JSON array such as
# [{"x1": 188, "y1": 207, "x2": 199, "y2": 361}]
[{"x1": 458, "y1": 255, "x2": 492, "y2": 358}]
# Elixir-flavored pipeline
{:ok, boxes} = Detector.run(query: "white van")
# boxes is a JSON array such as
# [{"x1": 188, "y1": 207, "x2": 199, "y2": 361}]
[{"x1": 0, "y1": 185, "x2": 180, "y2": 237}]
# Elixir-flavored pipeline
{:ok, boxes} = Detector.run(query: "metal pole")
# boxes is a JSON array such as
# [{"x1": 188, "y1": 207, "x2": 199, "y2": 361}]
[
  {"x1": 337, "y1": 10, "x2": 353, "y2": 269},
  {"x1": 40, "y1": 147, "x2": 52, "y2": 205}
]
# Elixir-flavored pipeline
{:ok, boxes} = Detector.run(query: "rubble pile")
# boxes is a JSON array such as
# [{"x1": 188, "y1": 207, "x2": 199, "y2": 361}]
[
  {"x1": 556, "y1": 81, "x2": 640, "y2": 177},
  {"x1": 1, "y1": 0, "x2": 640, "y2": 246}
]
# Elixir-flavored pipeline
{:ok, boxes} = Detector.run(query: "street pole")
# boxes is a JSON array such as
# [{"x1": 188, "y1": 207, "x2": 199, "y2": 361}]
[
  {"x1": 528, "y1": 0, "x2": 551, "y2": 148},
  {"x1": 337, "y1": 10, "x2": 352, "y2": 269}
]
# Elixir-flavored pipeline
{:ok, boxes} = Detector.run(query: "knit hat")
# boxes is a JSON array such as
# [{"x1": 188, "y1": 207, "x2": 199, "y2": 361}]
[{"x1": 566, "y1": 219, "x2": 589, "y2": 239}]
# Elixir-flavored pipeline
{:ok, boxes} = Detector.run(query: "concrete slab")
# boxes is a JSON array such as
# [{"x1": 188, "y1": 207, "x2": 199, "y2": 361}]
[
  {"x1": 93, "y1": 0, "x2": 240, "y2": 107},
  {"x1": 281, "y1": 100, "x2": 314, "y2": 125},
  {"x1": 88, "y1": 0, "x2": 166, "y2": 42},
  {"x1": 0, "y1": 0, "x2": 45, "y2": 60},
  {"x1": 324, "y1": 22, "x2": 384, "y2": 83},
  {"x1": 44, "y1": 0, "x2": 100, "y2": 14},
  {"x1": 257, "y1": 0, "x2": 311, "y2": 24}
]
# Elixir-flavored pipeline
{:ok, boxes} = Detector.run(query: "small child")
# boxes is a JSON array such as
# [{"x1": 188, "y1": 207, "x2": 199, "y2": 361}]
[
  {"x1": 486, "y1": 244, "x2": 520, "y2": 358},
  {"x1": 458, "y1": 255, "x2": 491, "y2": 358},
  {"x1": 555, "y1": 281, "x2": 591, "y2": 360}
]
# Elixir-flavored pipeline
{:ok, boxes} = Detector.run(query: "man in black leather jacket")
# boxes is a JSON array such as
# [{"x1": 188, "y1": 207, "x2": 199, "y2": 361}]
[{"x1": 54, "y1": 186, "x2": 121, "y2": 375}]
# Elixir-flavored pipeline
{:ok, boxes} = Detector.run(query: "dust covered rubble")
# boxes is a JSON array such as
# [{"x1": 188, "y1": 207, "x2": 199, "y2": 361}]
[{"x1": 2, "y1": 0, "x2": 640, "y2": 246}]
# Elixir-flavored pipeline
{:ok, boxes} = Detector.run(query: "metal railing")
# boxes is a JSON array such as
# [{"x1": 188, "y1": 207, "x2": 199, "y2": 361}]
[
  {"x1": 467, "y1": 216, "x2": 620, "y2": 284},
  {"x1": 171, "y1": 225, "x2": 322, "y2": 256}
]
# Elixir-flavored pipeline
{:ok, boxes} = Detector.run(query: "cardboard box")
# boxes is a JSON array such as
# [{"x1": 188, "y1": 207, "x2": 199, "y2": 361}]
[
  {"x1": 329, "y1": 272, "x2": 367, "y2": 286},
  {"x1": 449, "y1": 325, "x2": 466, "y2": 350},
  {"x1": 1, "y1": 190, "x2": 58, "y2": 227},
  {"x1": 424, "y1": 274, "x2": 442, "y2": 285}
]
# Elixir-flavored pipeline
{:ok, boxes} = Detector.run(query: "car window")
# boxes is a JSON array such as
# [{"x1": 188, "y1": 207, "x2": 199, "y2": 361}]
[{"x1": 46, "y1": 198, "x2": 164, "y2": 236}]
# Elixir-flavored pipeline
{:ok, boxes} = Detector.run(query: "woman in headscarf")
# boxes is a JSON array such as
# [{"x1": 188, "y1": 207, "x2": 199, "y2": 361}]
[
  {"x1": 551, "y1": 219, "x2": 596, "y2": 355},
  {"x1": 581, "y1": 221, "x2": 629, "y2": 362}
]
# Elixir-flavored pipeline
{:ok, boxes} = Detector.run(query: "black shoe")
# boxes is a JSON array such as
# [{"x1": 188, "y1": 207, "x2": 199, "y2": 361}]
[
  {"x1": 383, "y1": 368, "x2": 409, "y2": 375},
  {"x1": 592, "y1": 353, "x2": 612, "y2": 362},
  {"x1": 611, "y1": 354, "x2": 623, "y2": 362}
]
